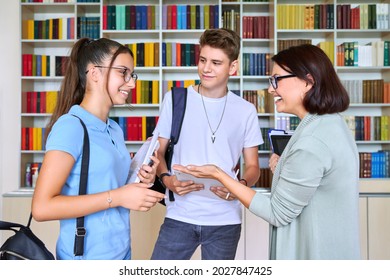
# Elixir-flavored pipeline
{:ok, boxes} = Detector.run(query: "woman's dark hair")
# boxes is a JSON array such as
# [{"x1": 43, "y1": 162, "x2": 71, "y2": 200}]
[
  {"x1": 271, "y1": 44, "x2": 349, "y2": 115},
  {"x1": 45, "y1": 38, "x2": 133, "y2": 140}
]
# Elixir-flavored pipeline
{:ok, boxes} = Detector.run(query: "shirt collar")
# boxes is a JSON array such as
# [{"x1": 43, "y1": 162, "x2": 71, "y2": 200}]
[{"x1": 68, "y1": 105, "x2": 110, "y2": 132}]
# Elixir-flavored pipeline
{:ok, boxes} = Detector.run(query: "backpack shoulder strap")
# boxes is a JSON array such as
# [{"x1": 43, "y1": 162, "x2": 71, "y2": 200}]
[
  {"x1": 165, "y1": 87, "x2": 187, "y2": 202},
  {"x1": 170, "y1": 87, "x2": 187, "y2": 145},
  {"x1": 71, "y1": 115, "x2": 90, "y2": 256},
  {"x1": 0, "y1": 220, "x2": 23, "y2": 231}
]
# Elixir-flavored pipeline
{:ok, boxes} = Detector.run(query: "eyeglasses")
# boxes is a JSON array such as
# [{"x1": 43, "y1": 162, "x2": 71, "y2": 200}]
[
  {"x1": 269, "y1": 74, "x2": 297, "y2": 89},
  {"x1": 85, "y1": 66, "x2": 138, "y2": 83}
]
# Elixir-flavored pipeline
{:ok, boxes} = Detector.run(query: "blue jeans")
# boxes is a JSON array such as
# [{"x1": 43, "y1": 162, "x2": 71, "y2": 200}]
[{"x1": 151, "y1": 218, "x2": 241, "y2": 260}]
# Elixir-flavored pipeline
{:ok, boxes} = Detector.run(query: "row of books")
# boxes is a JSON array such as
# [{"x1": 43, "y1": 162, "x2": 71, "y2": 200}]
[
  {"x1": 242, "y1": 53, "x2": 272, "y2": 76},
  {"x1": 242, "y1": 89, "x2": 274, "y2": 114},
  {"x1": 110, "y1": 116, "x2": 159, "y2": 142},
  {"x1": 21, "y1": 84, "x2": 159, "y2": 110},
  {"x1": 224, "y1": 11, "x2": 270, "y2": 39},
  {"x1": 102, "y1": 4, "x2": 220, "y2": 31},
  {"x1": 359, "y1": 151, "x2": 390, "y2": 178},
  {"x1": 344, "y1": 116, "x2": 390, "y2": 141},
  {"x1": 341, "y1": 79, "x2": 390, "y2": 104},
  {"x1": 21, "y1": 118, "x2": 158, "y2": 150},
  {"x1": 162, "y1": 43, "x2": 200, "y2": 67},
  {"x1": 162, "y1": 5, "x2": 219, "y2": 30},
  {"x1": 125, "y1": 43, "x2": 159, "y2": 67},
  {"x1": 22, "y1": 54, "x2": 50, "y2": 76},
  {"x1": 222, "y1": 10, "x2": 240, "y2": 34},
  {"x1": 276, "y1": 116, "x2": 301, "y2": 131},
  {"x1": 77, "y1": 16, "x2": 100, "y2": 40},
  {"x1": 162, "y1": 80, "x2": 199, "y2": 95},
  {"x1": 277, "y1": 4, "x2": 334, "y2": 30},
  {"x1": 277, "y1": 39, "x2": 312, "y2": 52},
  {"x1": 224, "y1": 0, "x2": 269, "y2": 2},
  {"x1": 103, "y1": 5, "x2": 157, "y2": 30},
  {"x1": 22, "y1": 91, "x2": 58, "y2": 114},
  {"x1": 21, "y1": 127, "x2": 46, "y2": 151},
  {"x1": 316, "y1": 41, "x2": 335, "y2": 65},
  {"x1": 242, "y1": 16, "x2": 270, "y2": 39},
  {"x1": 22, "y1": 54, "x2": 70, "y2": 77},
  {"x1": 337, "y1": 41, "x2": 390, "y2": 67},
  {"x1": 223, "y1": 0, "x2": 269, "y2": 2},
  {"x1": 253, "y1": 168, "x2": 273, "y2": 189},
  {"x1": 259, "y1": 127, "x2": 272, "y2": 152},
  {"x1": 54, "y1": 56, "x2": 69, "y2": 77},
  {"x1": 337, "y1": 4, "x2": 390, "y2": 30},
  {"x1": 278, "y1": 39, "x2": 336, "y2": 65},
  {"x1": 22, "y1": 0, "x2": 99, "y2": 2},
  {"x1": 132, "y1": 80, "x2": 159, "y2": 105},
  {"x1": 22, "y1": 17, "x2": 75, "y2": 40}
]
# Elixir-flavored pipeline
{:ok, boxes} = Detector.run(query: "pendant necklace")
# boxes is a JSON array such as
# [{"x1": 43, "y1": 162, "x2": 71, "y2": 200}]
[{"x1": 199, "y1": 83, "x2": 228, "y2": 143}]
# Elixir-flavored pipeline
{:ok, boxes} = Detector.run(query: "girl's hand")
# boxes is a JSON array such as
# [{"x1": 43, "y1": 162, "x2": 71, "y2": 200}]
[
  {"x1": 137, "y1": 153, "x2": 160, "y2": 184},
  {"x1": 117, "y1": 183, "x2": 165, "y2": 211}
]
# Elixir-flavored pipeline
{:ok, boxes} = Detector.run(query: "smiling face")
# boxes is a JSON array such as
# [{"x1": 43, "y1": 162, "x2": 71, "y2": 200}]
[
  {"x1": 268, "y1": 63, "x2": 309, "y2": 120},
  {"x1": 106, "y1": 52, "x2": 136, "y2": 105},
  {"x1": 197, "y1": 45, "x2": 237, "y2": 96}
]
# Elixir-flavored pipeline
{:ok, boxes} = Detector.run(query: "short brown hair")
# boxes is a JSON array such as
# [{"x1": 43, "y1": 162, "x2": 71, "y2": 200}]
[{"x1": 199, "y1": 28, "x2": 241, "y2": 62}]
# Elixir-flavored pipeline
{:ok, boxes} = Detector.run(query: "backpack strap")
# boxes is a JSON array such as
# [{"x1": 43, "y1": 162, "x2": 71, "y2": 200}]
[
  {"x1": 0, "y1": 220, "x2": 23, "y2": 232},
  {"x1": 71, "y1": 115, "x2": 90, "y2": 256},
  {"x1": 170, "y1": 87, "x2": 187, "y2": 145},
  {"x1": 165, "y1": 87, "x2": 187, "y2": 202}
]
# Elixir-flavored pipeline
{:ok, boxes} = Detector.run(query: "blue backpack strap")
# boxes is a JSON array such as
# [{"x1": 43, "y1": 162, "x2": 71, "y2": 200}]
[
  {"x1": 170, "y1": 87, "x2": 187, "y2": 145},
  {"x1": 165, "y1": 87, "x2": 187, "y2": 202}
]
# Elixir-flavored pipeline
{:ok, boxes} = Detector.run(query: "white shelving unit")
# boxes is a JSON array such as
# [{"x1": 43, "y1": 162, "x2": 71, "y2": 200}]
[{"x1": 10, "y1": 0, "x2": 390, "y2": 260}]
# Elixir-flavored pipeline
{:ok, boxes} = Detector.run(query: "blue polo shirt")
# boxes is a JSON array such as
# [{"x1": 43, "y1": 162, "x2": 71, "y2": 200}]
[{"x1": 45, "y1": 105, "x2": 131, "y2": 259}]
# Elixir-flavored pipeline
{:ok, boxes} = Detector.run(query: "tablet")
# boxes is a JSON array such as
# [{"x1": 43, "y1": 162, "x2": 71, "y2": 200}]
[
  {"x1": 174, "y1": 170, "x2": 223, "y2": 198},
  {"x1": 268, "y1": 129, "x2": 293, "y2": 156},
  {"x1": 127, "y1": 133, "x2": 160, "y2": 183}
]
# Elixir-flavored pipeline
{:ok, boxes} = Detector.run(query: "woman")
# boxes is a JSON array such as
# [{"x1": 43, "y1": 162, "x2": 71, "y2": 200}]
[
  {"x1": 32, "y1": 38, "x2": 165, "y2": 260},
  {"x1": 173, "y1": 44, "x2": 361, "y2": 260}
]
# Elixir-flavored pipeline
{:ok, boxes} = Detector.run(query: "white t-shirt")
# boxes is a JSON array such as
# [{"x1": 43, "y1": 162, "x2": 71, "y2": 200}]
[{"x1": 155, "y1": 85, "x2": 263, "y2": 225}]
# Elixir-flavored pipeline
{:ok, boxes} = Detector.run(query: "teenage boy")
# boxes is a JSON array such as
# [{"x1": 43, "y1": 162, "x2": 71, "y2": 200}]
[{"x1": 151, "y1": 28, "x2": 263, "y2": 260}]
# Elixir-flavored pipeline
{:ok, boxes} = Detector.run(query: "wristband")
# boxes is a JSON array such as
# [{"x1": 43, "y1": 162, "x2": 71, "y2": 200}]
[
  {"x1": 239, "y1": 178, "x2": 248, "y2": 186},
  {"x1": 159, "y1": 172, "x2": 171, "y2": 187}
]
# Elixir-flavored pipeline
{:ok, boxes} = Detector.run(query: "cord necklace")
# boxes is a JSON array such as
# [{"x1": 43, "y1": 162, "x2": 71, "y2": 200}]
[{"x1": 198, "y1": 83, "x2": 228, "y2": 144}]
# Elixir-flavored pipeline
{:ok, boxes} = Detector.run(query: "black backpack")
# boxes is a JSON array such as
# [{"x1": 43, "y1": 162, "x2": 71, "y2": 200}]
[{"x1": 0, "y1": 213, "x2": 55, "y2": 260}]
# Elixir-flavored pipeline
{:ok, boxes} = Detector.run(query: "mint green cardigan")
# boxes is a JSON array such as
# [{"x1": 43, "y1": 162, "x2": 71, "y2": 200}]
[{"x1": 250, "y1": 113, "x2": 361, "y2": 259}]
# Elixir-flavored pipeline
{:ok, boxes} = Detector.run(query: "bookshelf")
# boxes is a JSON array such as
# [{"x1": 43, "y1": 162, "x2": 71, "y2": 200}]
[
  {"x1": 13, "y1": 0, "x2": 390, "y2": 259},
  {"x1": 18, "y1": 0, "x2": 390, "y2": 190}
]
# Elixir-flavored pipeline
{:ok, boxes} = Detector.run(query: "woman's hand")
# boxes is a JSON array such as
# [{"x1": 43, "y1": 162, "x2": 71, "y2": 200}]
[
  {"x1": 210, "y1": 185, "x2": 237, "y2": 201},
  {"x1": 173, "y1": 164, "x2": 234, "y2": 200},
  {"x1": 269, "y1": 153, "x2": 280, "y2": 174},
  {"x1": 172, "y1": 164, "x2": 221, "y2": 180}
]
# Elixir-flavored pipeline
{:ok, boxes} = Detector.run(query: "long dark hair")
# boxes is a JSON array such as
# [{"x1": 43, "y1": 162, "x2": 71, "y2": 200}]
[
  {"x1": 272, "y1": 44, "x2": 349, "y2": 115},
  {"x1": 45, "y1": 38, "x2": 133, "y2": 140}
]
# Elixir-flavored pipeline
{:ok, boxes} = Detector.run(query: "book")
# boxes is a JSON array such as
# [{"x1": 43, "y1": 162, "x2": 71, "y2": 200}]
[{"x1": 127, "y1": 132, "x2": 160, "y2": 183}]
